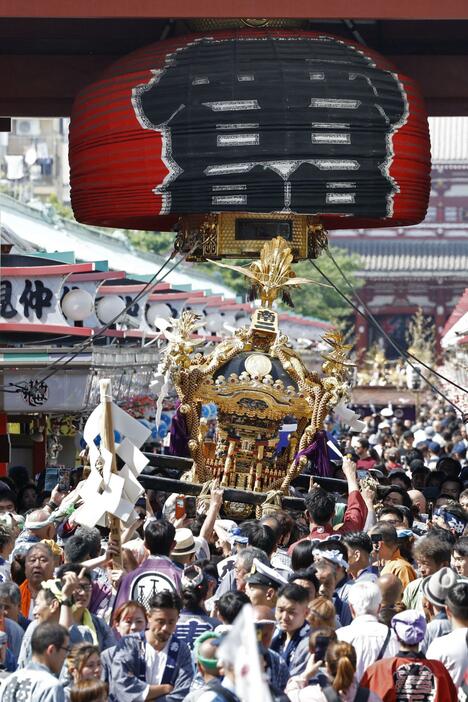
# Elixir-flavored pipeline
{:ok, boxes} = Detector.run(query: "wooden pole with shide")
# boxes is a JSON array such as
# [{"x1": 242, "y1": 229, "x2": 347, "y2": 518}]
[{"x1": 99, "y1": 378, "x2": 123, "y2": 569}]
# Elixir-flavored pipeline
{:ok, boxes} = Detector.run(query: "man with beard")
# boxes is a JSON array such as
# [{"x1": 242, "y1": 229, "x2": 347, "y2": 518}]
[{"x1": 106, "y1": 590, "x2": 193, "y2": 702}]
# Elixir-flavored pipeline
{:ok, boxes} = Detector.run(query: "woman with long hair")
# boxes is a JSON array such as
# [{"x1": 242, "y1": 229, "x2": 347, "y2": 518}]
[
  {"x1": 286, "y1": 641, "x2": 382, "y2": 702},
  {"x1": 67, "y1": 643, "x2": 102, "y2": 686},
  {"x1": 70, "y1": 680, "x2": 108, "y2": 702}
]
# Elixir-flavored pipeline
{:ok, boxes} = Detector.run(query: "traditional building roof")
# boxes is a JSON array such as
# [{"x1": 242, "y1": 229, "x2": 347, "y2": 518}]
[
  {"x1": 429, "y1": 117, "x2": 468, "y2": 164},
  {"x1": 332, "y1": 236, "x2": 468, "y2": 278},
  {"x1": 0, "y1": 193, "x2": 234, "y2": 297},
  {"x1": 1, "y1": 222, "x2": 41, "y2": 254}
]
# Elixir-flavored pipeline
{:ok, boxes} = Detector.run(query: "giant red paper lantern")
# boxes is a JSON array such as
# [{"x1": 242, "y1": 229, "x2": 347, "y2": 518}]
[{"x1": 70, "y1": 30, "x2": 430, "y2": 238}]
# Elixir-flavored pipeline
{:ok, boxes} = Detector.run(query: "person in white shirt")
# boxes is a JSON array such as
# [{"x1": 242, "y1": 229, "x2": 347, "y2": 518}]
[
  {"x1": 104, "y1": 589, "x2": 194, "y2": 702},
  {"x1": 426, "y1": 580, "x2": 468, "y2": 688},
  {"x1": 336, "y1": 581, "x2": 399, "y2": 681}
]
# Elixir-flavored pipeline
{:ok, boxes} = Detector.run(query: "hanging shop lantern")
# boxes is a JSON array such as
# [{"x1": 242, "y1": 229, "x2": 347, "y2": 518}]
[
  {"x1": 146, "y1": 302, "x2": 173, "y2": 328},
  {"x1": 69, "y1": 29, "x2": 430, "y2": 261},
  {"x1": 61, "y1": 288, "x2": 95, "y2": 322},
  {"x1": 205, "y1": 312, "x2": 224, "y2": 333},
  {"x1": 95, "y1": 295, "x2": 126, "y2": 324}
]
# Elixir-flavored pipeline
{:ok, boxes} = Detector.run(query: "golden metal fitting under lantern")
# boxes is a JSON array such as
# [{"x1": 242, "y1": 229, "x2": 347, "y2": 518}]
[{"x1": 174, "y1": 212, "x2": 328, "y2": 262}]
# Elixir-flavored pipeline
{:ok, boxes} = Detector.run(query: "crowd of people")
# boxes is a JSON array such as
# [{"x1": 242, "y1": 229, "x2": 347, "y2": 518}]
[{"x1": 0, "y1": 399, "x2": 466, "y2": 701}]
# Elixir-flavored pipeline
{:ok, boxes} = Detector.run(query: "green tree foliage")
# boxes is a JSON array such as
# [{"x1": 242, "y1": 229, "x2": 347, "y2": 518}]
[
  {"x1": 125, "y1": 229, "x2": 362, "y2": 323},
  {"x1": 47, "y1": 193, "x2": 74, "y2": 219},
  {"x1": 202, "y1": 246, "x2": 363, "y2": 323},
  {"x1": 46, "y1": 198, "x2": 175, "y2": 257},
  {"x1": 47, "y1": 204, "x2": 361, "y2": 324},
  {"x1": 291, "y1": 247, "x2": 363, "y2": 322},
  {"x1": 126, "y1": 230, "x2": 174, "y2": 256}
]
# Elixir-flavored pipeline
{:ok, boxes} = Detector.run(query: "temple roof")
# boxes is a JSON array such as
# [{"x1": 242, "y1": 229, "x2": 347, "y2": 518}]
[
  {"x1": 429, "y1": 117, "x2": 468, "y2": 164},
  {"x1": 333, "y1": 236, "x2": 468, "y2": 277},
  {"x1": 0, "y1": 222, "x2": 41, "y2": 254}
]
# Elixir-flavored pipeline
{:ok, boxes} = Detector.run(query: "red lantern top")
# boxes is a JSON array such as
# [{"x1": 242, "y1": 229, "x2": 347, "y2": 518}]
[{"x1": 70, "y1": 30, "x2": 430, "y2": 232}]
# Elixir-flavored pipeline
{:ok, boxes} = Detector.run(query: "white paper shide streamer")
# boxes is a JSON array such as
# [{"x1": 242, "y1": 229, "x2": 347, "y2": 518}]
[
  {"x1": 73, "y1": 384, "x2": 151, "y2": 529},
  {"x1": 333, "y1": 402, "x2": 366, "y2": 432}
]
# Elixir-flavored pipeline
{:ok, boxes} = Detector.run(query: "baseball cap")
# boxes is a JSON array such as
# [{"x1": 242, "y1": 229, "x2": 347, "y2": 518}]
[
  {"x1": 427, "y1": 441, "x2": 441, "y2": 452},
  {"x1": 391, "y1": 609, "x2": 426, "y2": 644},
  {"x1": 453, "y1": 441, "x2": 467, "y2": 457}
]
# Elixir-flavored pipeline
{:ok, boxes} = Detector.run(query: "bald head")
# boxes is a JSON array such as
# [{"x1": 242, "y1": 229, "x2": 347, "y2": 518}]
[
  {"x1": 27, "y1": 509, "x2": 49, "y2": 525},
  {"x1": 26, "y1": 509, "x2": 55, "y2": 540},
  {"x1": 377, "y1": 573, "x2": 403, "y2": 606},
  {"x1": 253, "y1": 604, "x2": 276, "y2": 648},
  {"x1": 408, "y1": 490, "x2": 426, "y2": 514},
  {"x1": 197, "y1": 637, "x2": 221, "y2": 677},
  {"x1": 253, "y1": 604, "x2": 275, "y2": 622}
]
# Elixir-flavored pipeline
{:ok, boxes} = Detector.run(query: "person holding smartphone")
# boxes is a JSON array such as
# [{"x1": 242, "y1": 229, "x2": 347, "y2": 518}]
[
  {"x1": 284, "y1": 629, "x2": 336, "y2": 699},
  {"x1": 286, "y1": 639, "x2": 382, "y2": 702}
]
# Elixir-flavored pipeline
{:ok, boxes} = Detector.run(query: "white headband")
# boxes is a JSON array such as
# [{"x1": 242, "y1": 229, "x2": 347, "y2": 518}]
[{"x1": 313, "y1": 549, "x2": 349, "y2": 570}]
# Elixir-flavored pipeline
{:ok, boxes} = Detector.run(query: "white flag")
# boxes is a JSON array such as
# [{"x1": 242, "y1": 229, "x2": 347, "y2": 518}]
[
  {"x1": 217, "y1": 604, "x2": 272, "y2": 702},
  {"x1": 334, "y1": 402, "x2": 366, "y2": 432}
]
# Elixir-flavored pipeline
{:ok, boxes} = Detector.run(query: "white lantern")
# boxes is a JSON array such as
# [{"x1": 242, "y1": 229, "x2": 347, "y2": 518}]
[
  {"x1": 205, "y1": 312, "x2": 223, "y2": 333},
  {"x1": 95, "y1": 295, "x2": 126, "y2": 324},
  {"x1": 146, "y1": 303, "x2": 172, "y2": 328},
  {"x1": 61, "y1": 288, "x2": 95, "y2": 321}
]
